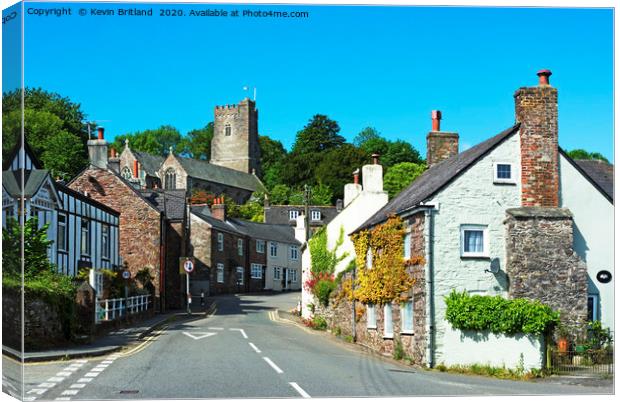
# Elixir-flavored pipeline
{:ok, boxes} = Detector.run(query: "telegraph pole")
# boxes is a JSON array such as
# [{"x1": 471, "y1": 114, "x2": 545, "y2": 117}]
[{"x1": 303, "y1": 184, "x2": 311, "y2": 240}]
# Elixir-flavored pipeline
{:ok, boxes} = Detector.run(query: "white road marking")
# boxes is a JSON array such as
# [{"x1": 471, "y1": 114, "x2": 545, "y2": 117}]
[
  {"x1": 77, "y1": 378, "x2": 93, "y2": 383},
  {"x1": 37, "y1": 382, "x2": 57, "y2": 388},
  {"x1": 47, "y1": 377, "x2": 65, "y2": 382},
  {"x1": 56, "y1": 372, "x2": 72, "y2": 377},
  {"x1": 90, "y1": 367, "x2": 106, "y2": 372},
  {"x1": 208, "y1": 327, "x2": 224, "y2": 330},
  {"x1": 289, "y1": 382, "x2": 311, "y2": 398},
  {"x1": 26, "y1": 389, "x2": 46, "y2": 395},
  {"x1": 61, "y1": 390, "x2": 79, "y2": 396},
  {"x1": 248, "y1": 342, "x2": 261, "y2": 353},
  {"x1": 73, "y1": 360, "x2": 88, "y2": 364},
  {"x1": 63, "y1": 367, "x2": 79, "y2": 372},
  {"x1": 101, "y1": 360, "x2": 114, "y2": 364},
  {"x1": 230, "y1": 328, "x2": 248, "y2": 338},
  {"x1": 23, "y1": 397, "x2": 36, "y2": 401},
  {"x1": 263, "y1": 357, "x2": 283, "y2": 374},
  {"x1": 69, "y1": 384, "x2": 86, "y2": 389},
  {"x1": 55, "y1": 397, "x2": 71, "y2": 400},
  {"x1": 84, "y1": 372, "x2": 100, "y2": 377},
  {"x1": 182, "y1": 331, "x2": 216, "y2": 340}
]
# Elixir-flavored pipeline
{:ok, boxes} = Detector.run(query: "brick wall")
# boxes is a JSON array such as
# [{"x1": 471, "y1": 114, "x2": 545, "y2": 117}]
[
  {"x1": 514, "y1": 85, "x2": 559, "y2": 207},
  {"x1": 426, "y1": 132, "x2": 459, "y2": 168},
  {"x1": 70, "y1": 168, "x2": 164, "y2": 310},
  {"x1": 210, "y1": 229, "x2": 248, "y2": 294},
  {"x1": 248, "y1": 239, "x2": 267, "y2": 292}
]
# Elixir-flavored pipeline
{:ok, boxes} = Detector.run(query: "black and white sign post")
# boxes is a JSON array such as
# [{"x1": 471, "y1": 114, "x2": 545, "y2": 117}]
[{"x1": 183, "y1": 259, "x2": 194, "y2": 315}]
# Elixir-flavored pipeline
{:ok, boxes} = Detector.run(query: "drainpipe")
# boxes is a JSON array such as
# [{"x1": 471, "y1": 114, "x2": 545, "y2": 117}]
[{"x1": 424, "y1": 208, "x2": 436, "y2": 368}]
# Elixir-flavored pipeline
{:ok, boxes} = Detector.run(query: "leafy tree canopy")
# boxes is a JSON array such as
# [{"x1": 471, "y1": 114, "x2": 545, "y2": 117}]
[
  {"x1": 112, "y1": 125, "x2": 184, "y2": 156},
  {"x1": 259, "y1": 135, "x2": 287, "y2": 190},
  {"x1": 291, "y1": 114, "x2": 345, "y2": 154},
  {"x1": 314, "y1": 144, "x2": 367, "y2": 202},
  {"x1": 383, "y1": 162, "x2": 427, "y2": 198},
  {"x1": 180, "y1": 122, "x2": 213, "y2": 160},
  {"x1": 567, "y1": 149, "x2": 609, "y2": 163}
]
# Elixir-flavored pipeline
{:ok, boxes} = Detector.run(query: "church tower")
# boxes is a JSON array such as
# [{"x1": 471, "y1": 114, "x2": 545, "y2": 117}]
[{"x1": 211, "y1": 98, "x2": 260, "y2": 175}]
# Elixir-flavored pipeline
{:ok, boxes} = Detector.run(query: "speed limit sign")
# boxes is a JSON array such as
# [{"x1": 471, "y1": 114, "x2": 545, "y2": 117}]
[{"x1": 183, "y1": 259, "x2": 194, "y2": 273}]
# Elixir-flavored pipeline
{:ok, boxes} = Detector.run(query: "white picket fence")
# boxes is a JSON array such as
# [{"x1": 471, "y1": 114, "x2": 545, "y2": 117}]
[{"x1": 95, "y1": 295, "x2": 151, "y2": 324}]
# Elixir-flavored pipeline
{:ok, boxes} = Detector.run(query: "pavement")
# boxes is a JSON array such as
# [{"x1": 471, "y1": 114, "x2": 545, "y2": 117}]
[{"x1": 1, "y1": 292, "x2": 613, "y2": 400}]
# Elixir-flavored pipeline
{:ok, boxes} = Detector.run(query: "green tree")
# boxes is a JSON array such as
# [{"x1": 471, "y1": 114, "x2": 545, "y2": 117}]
[
  {"x1": 2, "y1": 217, "x2": 54, "y2": 278},
  {"x1": 112, "y1": 125, "x2": 183, "y2": 156},
  {"x1": 181, "y1": 122, "x2": 213, "y2": 160},
  {"x1": 567, "y1": 149, "x2": 609, "y2": 163},
  {"x1": 383, "y1": 162, "x2": 427, "y2": 198},
  {"x1": 2, "y1": 88, "x2": 89, "y2": 179},
  {"x1": 353, "y1": 126, "x2": 381, "y2": 147},
  {"x1": 314, "y1": 144, "x2": 367, "y2": 202},
  {"x1": 310, "y1": 182, "x2": 334, "y2": 206},
  {"x1": 259, "y1": 135, "x2": 287, "y2": 190},
  {"x1": 236, "y1": 192, "x2": 265, "y2": 222},
  {"x1": 291, "y1": 114, "x2": 345, "y2": 154},
  {"x1": 269, "y1": 184, "x2": 291, "y2": 205},
  {"x1": 354, "y1": 127, "x2": 424, "y2": 170}
]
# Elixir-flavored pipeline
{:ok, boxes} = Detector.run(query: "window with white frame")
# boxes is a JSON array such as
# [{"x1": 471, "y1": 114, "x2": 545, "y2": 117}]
[
  {"x1": 217, "y1": 233, "x2": 224, "y2": 251},
  {"x1": 311, "y1": 210, "x2": 321, "y2": 221},
  {"x1": 270, "y1": 242, "x2": 278, "y2": 257},
  {"x1": 101, "y1": 224, "x2": 110, "y2": 259},
  {"x1": 493, "y1": 162, "x2": 516, "y2": 184},
  {"x1": 403, "y1": 232, "x2": 411, "y2": 259},
  {"x1": 367, "y1": 304, "x2": 377, "y2": 329},
  {"x1": 290, "y1": 269, "x2": 297, "y2": 282},
  {"x1": 256, "y1": 240, "x2": 265, "y2": 254},
  {"x1": 290, "y1": 245, "x2": 299, "y2": 260},
  {"x1": 80, "y1": 219, "x2": 91, "y2": 256},
  {"x1": 273, "y1": 266, "x2": 281, "y2": 280},
  {"x1": 460, "y1": 225, "x2": 489, "y2": 257},
  {"x1": 289, "y1": 210, "x2": 299, "y2": 220},
  {"x1": 57, "y1": 213, "x2": 68, "y2": 252},
  {"x1": 384, "y1": 304, "x2": 394, "y2": 338},
  {"x1": 216, "y1": 263, "x2": 224, "y2": 283},
  {"x1": 237, "y1": 238, "x2": 243, "y2": 256},
  {"x1": 401, "y1": 300, "x2": 414, "y2": 334},
  {"x1": 251, "y1": 263, "x2": 263, "y2": 279},
  {"x1": 366, "y1": 247, "x2": 373, "y2": 268},
  {"x1": 236, "y1": 266, "x2": 244, "y2": 285}
]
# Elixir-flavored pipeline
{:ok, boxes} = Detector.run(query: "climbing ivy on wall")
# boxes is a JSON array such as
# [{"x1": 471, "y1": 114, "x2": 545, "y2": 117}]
[
  {"x1": 445, "y1": 290, "x2": 560, "y2": 335},
  {"x1": 349, "y1": 215, "x2": 424, "y2": 305}
]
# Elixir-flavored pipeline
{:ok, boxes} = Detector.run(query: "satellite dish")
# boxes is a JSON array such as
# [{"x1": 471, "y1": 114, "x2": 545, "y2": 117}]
[{"x1": 486, "y1": 258, "x2": 501, "y2": 274}]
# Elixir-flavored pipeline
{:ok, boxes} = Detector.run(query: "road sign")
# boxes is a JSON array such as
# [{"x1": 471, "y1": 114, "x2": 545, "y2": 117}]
[
  {"x1": 183, "y1": 259, "x2": 194, "y2": 273},
  {"x1": 182, "y1": 331, "x2": 216, "y2": 340},
  {"x1": 122, "y1": 271, "x2": 130, "y2": 280}
]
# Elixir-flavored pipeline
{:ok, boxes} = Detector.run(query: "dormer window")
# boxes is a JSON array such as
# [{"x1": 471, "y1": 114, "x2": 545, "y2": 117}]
[
  {"x1": 164, "y1": 168, "x2": 176, "y2": 190},
  {"x1": 493, "y1": 162, "x2": 516, "y2": 184},
  {"x1": 121, "y1": 167, "x2": 132, "y2": 180},
  {"x1": 311, "y1": 210, "x2": 321, "y2": 221},
  {"x1": 225, "y1": 124, "x2": 232, "y2": 136},
  {"x1": 289, "y1": 210, "x2": 299, "y2": 221}
]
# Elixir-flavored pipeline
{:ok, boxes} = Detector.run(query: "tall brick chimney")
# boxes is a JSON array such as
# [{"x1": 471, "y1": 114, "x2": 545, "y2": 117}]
[
  {"x1": 212, "y1": 197, "x2": 226, "y2": 221},
  {"x1": 426, "y1": 110, "x2": 459, "y2": 168},
  {"x1": 514, "y1": 69, "x2": 559, "y2": 207},
  {"x1": 87, "y1": 127, "x2": 109, "y2": 169}
]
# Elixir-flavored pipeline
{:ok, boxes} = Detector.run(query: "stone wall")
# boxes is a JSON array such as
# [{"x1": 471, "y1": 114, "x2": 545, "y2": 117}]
[
  {"x1": 505, "y1": 207, "x2": 588, "y2": 335},
  {"x1": 426, "y1": 131, "x2": 459, "y2": 168},
  {"x1": 70, "y1": 168, "x2": 164, "y2": 311}
]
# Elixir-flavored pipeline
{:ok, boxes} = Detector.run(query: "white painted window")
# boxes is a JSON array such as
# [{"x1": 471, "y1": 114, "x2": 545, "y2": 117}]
[
  {"x1": 311, "y1": 210, "x2": 321, "y2": 221},
  {"x1": 403, "y1": 232, "x2": 411, "y2": 259},
  {"x1": 270, "y1": 242, "x2": 278, "y2": 257},
  {"x1": 217, "y1": 233, "x2": 224, "y2": 251},
  {"x1": 493, "y1": 162, "x2": 516, "y2": 184},
  {"x1": 273, "y1": 266, "x2": 281, "y2": 280},
  {"x1": 236, "y1": 266, "x2": 244, "y2": 285},
  {"x1": 290, "y1": 269, "x2": 297, "y2": 282},
  {"x1": 366, "y1": 247, "x2": 373, "y2": 268},
  {"x1": 400, "y1": 300, "x2": 414, "y2": 334},
  {"x1": 80, "y1": 219, "x2": 91, "y2": 256},
  {"x1": 237, "y1": 238, "x2": 243, "y2": 256},
  {"x1": 290, "y1": 245, "x2": 299, "y2": 260},
  {"x1": 57, "y1": 213, "x2": 67, "y2": 252},
  {"x1": 587, "y1": 294, "x2": 599, "y2": 322},
  {"x1": 384, "y1": 304, "x2": 393, "y2": 338},
  {"x1": 367, "y1": 304, "x2": 377, "y2": 329},
  {"x1": 289, "y1": 210, "x2": 299, "y2": 220},
  {"x1": 216, "y1": 263, "x2": 224, "y2": 283},
  {"x1": 251, "y1": 263, "x2": 263, "y2": 279},
  {"x1": 460, "y1": 225, "x2": 489, "y2": 257},
  {"x1": 256, "y1": 240, "x2": 265, "y2": 254},
  {"x1": 101, "y1": 224, "x2": 110, "y2": 259}
]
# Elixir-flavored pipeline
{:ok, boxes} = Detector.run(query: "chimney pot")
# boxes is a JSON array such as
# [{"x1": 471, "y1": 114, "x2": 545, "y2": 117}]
[
  {"x1": 371, "y1": 153, "x2": 380, "y2": 165},
  {"x1": 97, "y1": 127, "x2": 104, "y2": 140},
  {"x1": 537, "y1": 69, "x2": 552, "y2": 86},
  {"x1": 110, "y1": 148, "x2": 117, "y2": 158},
  {"x1": 133, "y1": 160, "x2": 139, "y2": 178},
  {"x1": 431, "y1": 110, "x2": 442, "y2": 131},
  {"x1": 353, "y1": 169, "x2": 360, "y2": 185}
]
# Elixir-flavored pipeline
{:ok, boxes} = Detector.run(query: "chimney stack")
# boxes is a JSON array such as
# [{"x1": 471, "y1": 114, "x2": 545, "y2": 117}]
[
  {"x1": 362, "y1": 155, "x2": 384, "y2": 193},
  {"x1": 87, "y1": 126, "x2": 109, "y2": 169},
  {"x1": 515, "y1": 69, "x2": 559, "y2": 207},
  {"x1": 107, "y1": 147, "x2": 120, "y2": 174},
  {"x1": 212, "y1": 196, "x2": 227, "y2": 221},
  {"x1": 426, "y1": 110, "x2": 459, "y2": 168},
  {"x1": 344, "y1": 169, "x2": 363, "y2": 207}
]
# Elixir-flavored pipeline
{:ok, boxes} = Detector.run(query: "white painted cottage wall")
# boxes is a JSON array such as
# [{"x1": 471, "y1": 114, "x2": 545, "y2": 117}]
[
  {"x1": 559, "y1": 154, "x2": 614, "y2": 332},
  {"x1": 426, "y1": 132, "x2": 530, "y2": 367}
]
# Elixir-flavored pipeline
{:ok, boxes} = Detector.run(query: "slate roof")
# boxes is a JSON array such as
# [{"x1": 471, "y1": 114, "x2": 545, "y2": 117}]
[
  {"x1": 355, "y1": 124, "x2": 521, "y2": 233},
  {"x1": 190, "y1": 206, "x2": 243, "y2": 235},
  {"x1": 132, "y1": 151, "x2": 165, "y2": 176},
  {"x1": 264, "y1": 205, "x2": 340, "y2": 226},
  {"x1": 228, "y1": 218, "x2": 300, "y2": 245},
  {"x1": 175, "y1": 156, "x2": 265, "y2": 192},
  {"x1": 2, "y1": 169, "x2": 50, "y2": 198},
  {"x1": 574, "y1": 159, "x2": 614, "y2": 202},
  {"x1": 140, "y1": 189, "x2": 187, "y2": 221}
]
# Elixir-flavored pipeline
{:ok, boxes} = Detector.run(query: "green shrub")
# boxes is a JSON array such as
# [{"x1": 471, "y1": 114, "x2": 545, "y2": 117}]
[
  {"x1": 314, "y1": 279, "x2": 337, "y2": 307},
  {"x1": 393, "y1": 338, "x2": 405, "y2": 360},
  {"x1": 312, "y1": 315, "x2": 328, "y2": 330},
  {"x1": 445, "y1": 290, "x2": 559, "y2": 335}
]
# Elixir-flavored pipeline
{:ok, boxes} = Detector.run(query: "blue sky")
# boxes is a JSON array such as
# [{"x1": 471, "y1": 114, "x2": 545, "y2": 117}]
[{"x1": 8, "y1": 3, "x2": 615, "y2": 161}]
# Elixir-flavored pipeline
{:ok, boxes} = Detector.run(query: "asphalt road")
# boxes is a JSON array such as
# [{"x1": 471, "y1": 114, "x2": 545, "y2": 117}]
[{"x1": 3, "y1": 291, "x2": 613, "y2": 400}]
